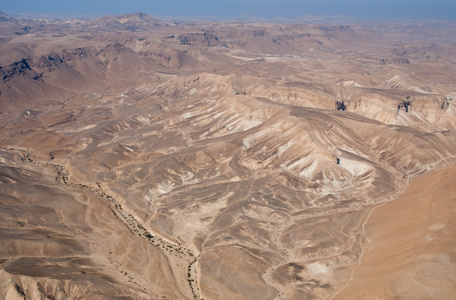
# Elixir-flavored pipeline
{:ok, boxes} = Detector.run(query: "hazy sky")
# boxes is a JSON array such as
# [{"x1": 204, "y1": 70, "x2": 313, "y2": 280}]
[{"x1": 1, "y1": 0, "x2": 455, "y2": 20}]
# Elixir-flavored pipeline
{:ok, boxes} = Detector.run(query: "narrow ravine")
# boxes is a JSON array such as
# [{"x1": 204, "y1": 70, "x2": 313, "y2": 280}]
[
  {"x1": 2, "y1": 146, "x2": 202, "y2": 300},
  {"x1": 261, "y1": 215, "x2": 294, "y2": 300}
]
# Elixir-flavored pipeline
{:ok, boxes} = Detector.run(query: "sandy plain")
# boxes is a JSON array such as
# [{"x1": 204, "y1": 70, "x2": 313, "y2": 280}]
[{"x1": 335, "y1": 163, "x2": 456, "y2": 299}]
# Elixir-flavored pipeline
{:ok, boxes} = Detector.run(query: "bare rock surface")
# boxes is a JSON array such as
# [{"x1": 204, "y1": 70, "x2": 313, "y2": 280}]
[
  {"x1": 0, "y1": 148, "x2": 192, "y2": 300},
  {"x1": 1, "y1": 13, "x2": 456, "y2": 299}
]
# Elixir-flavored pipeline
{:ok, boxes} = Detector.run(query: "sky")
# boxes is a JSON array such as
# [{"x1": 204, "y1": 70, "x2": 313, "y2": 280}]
[{"x1": 1, "y1": 0, "x2": 456, "y2": 21}]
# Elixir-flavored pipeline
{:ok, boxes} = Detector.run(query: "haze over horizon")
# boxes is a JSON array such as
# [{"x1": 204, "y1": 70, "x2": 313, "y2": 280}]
[{"x1": 1, "y1": 0, "x2": 456, "y2": 21}]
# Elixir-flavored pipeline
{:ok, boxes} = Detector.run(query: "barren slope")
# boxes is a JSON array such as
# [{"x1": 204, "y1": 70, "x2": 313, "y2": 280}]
[
  {"x1": 0, "y1": 148, "x2": 192, "y2": 300},
  {"x1": 334, "y1": 163, "x2": 456, "y2": 299},
  {"x1": 1, "y1": 13, "x2": 456, "y2": 299}
]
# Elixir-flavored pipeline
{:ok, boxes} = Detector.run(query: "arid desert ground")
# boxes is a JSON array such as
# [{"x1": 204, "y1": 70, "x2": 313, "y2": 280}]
[{"x1": 1, "y1": 12, "x2": 456, "y2": 299}]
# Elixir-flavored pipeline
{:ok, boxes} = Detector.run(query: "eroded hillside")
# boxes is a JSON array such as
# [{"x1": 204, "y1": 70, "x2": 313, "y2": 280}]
[{"x1": 1, "y1": 13, "x2": 456, "y2": 299}]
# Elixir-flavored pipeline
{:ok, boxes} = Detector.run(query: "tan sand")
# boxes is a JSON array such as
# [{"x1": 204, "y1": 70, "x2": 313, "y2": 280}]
[{"x1": 335, "y1": 164, "x2": 456, "y2": 299}]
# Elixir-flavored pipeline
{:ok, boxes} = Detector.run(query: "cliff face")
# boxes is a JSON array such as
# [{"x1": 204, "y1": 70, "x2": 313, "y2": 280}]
[{"x1": 1, "y1": 59, "x2": 38, "y2": 82}]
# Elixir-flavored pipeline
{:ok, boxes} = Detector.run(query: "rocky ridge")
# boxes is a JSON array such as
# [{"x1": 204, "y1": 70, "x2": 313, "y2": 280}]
[{"x1": 1, "y1": 13, "x2": 456, "y2": 299}]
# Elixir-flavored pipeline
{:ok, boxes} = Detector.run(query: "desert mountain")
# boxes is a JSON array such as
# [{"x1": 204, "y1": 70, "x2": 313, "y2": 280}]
[
  {"x1": 90, "y1": 13, "x2": 175, "y2": 31},
  {"x1": 1, "y1": 13, "x2": 456, "y2": 299}
]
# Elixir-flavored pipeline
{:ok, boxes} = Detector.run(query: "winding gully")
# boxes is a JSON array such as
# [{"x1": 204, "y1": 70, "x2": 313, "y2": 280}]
[{"x1": 2, "y1": 146, "x2": 202, "y2": 300}]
